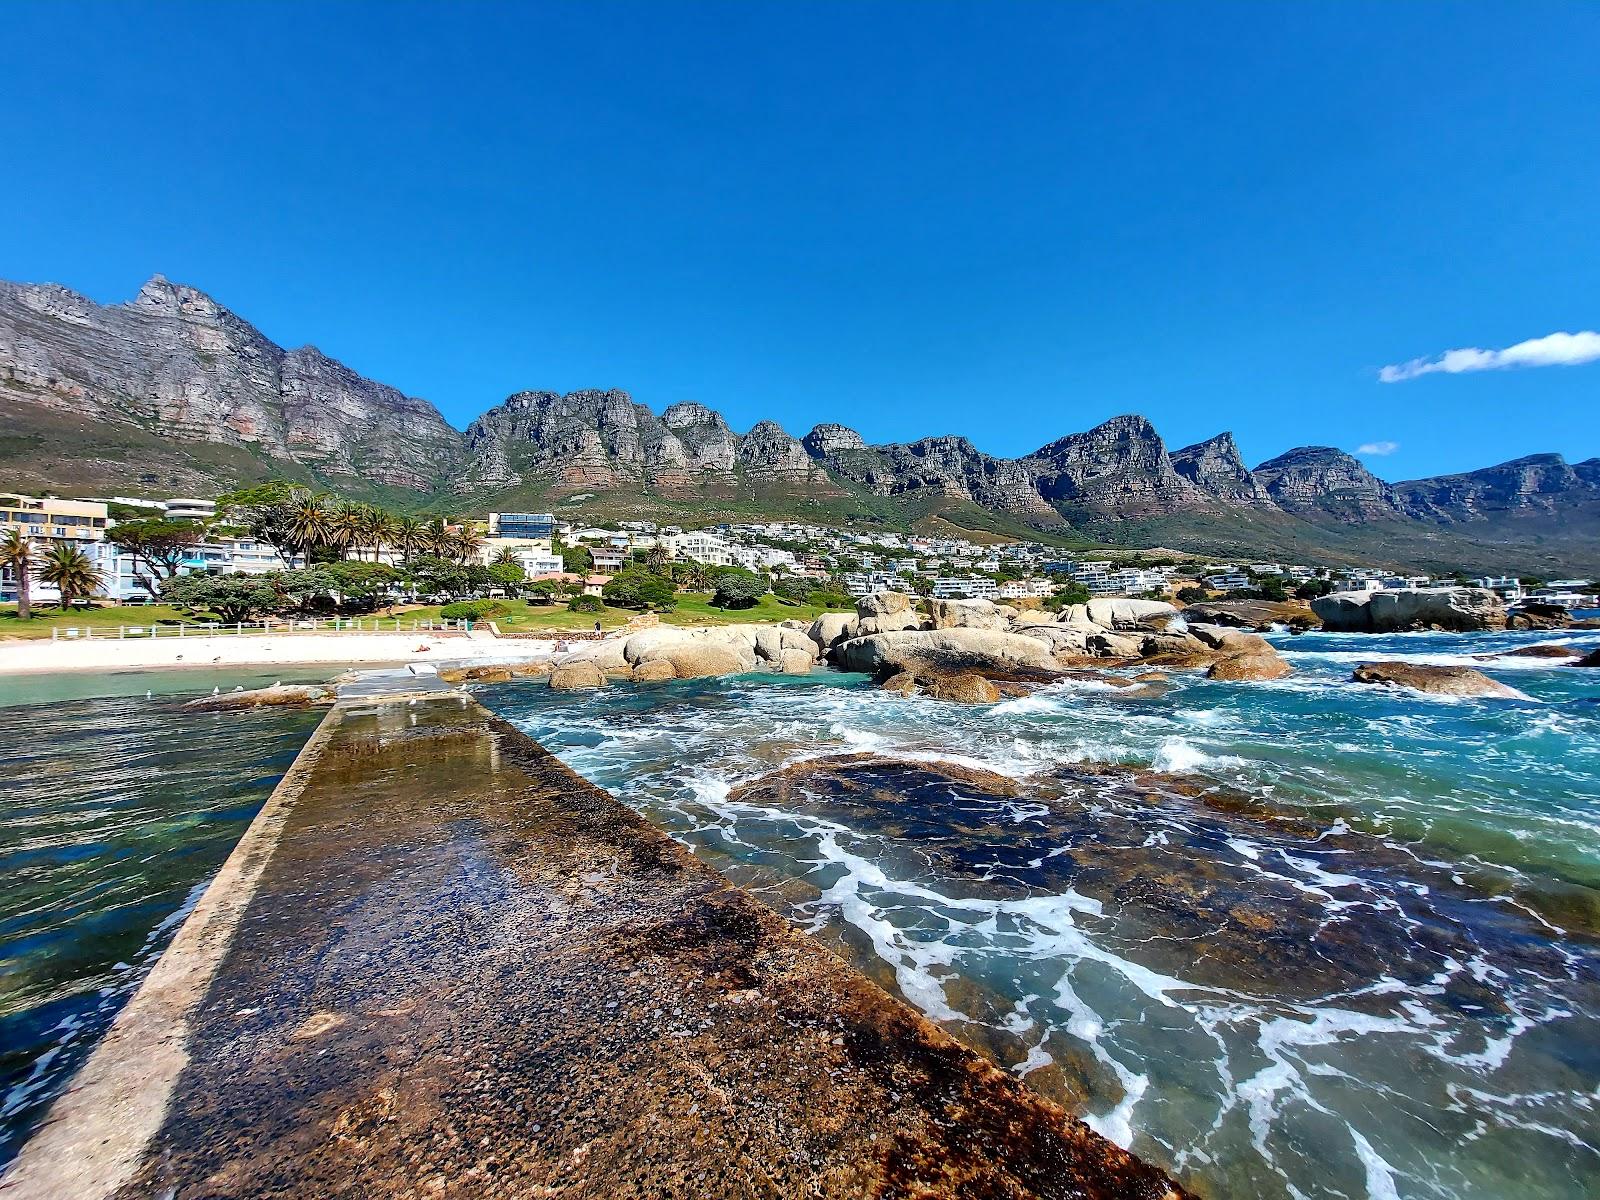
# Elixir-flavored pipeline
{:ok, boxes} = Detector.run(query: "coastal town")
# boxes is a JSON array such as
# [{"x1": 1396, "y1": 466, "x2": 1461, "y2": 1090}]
[{"x1": 5, "y1": 490, "x2": 1596, "y2": 625}]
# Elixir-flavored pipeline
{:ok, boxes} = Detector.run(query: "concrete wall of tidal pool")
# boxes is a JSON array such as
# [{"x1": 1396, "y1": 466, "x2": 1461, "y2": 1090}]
[{"x1": 2, "y1": 683, "x2": 1188, "y2": 1199}]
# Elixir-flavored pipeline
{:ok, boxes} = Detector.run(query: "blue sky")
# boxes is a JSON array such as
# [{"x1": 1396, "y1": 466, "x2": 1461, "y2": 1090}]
[{"x1": 3, "y1": 1, "x2": 1597, "y2": 479}]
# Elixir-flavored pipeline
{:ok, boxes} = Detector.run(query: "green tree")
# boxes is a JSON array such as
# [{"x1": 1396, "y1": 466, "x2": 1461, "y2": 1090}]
[
  {"x1": 36, "y1": 543, "x2": 105, "y2": 608},
  {"x1": 560, "y1": 543, "x2": 593, "y2": 573},
  {"x1": 711, "y1": 568, "x2": 768, "y2": 610},
  {"x1": 488, "y1": 560, "x2": 527, "y2": 592},
  {"x1": 404, "y1": 555, "x2": 487, "y2": 601},
  {"x1": 110, "y1": 518, "x2": 200, "y2": 597},
  {"x1": 1, "y1": 528, "x2": 36, "y2": 619},
  {"x1": 602, "y1": 566, "x2": 678, "y2": 611},
  {"x1": 1294, "y1": 578, "x2": 1334, "y2": 601},
  {"x1": 163, "y1": 572, "x2": 286, "y2": 622},
  {"x1": 1176, "y1": 585, "x2": 1209, "y2": 605}
]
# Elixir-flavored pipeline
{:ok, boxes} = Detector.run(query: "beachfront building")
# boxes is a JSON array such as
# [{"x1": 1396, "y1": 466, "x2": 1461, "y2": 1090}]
[
  {"x1": 80, "y1": 536, "x2": 307, "y2": 602},
  {"x1": 1, "y1": 494, "x2": 110, "y2": 544},
  {"x1": 932, "y1": 576, "x2": 999, "y2": 599},
  {"x1": 668, "y1": 531, "x2": 737, "y2": 566},
  {"x1": 488, "y1": 512, "x2": 555, "y2": 540},
  {"x1": 164, "y1": 498, "x2": 217, "y2": 522},
  {"x1": 998, "y1": 578, "x2": 1054, "y2": 600}
]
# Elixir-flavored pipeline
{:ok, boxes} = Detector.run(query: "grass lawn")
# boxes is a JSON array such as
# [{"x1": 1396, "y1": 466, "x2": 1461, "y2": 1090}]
[
  {"x1": 0, "y1": 603, "x2": 196, "y2": 639},
  {"x1": 661, "y1": 593, "x2": 850, "y2": 626}
]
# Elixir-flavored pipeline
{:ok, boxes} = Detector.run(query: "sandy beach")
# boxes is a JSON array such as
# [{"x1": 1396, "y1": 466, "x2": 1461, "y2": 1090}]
[{"x1": 0, "y1": 632, "x2": 559, "y2": 676}]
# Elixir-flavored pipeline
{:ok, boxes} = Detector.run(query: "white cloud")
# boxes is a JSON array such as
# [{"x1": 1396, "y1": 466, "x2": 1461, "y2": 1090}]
[
  {"x1": 1357, "y1": 441, "x2": 1399, "y2": 456},
  {"x1": 1379, "y1": 330, "x2": 1600, "y2": 382}
]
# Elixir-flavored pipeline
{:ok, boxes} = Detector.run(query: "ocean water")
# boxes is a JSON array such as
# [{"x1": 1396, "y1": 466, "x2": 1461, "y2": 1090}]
[
  {"x1": 481, "y1": 626, "x2": 1600, "y2": 1200},
  {"x1": 0, "y1": 668, "x2": 327, "y2": 1169}
]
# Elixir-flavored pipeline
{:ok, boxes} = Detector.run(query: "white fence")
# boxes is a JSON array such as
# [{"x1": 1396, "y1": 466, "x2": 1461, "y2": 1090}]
[{"x1": 50, "y1": 617, "x2": 474, "y2": 641}]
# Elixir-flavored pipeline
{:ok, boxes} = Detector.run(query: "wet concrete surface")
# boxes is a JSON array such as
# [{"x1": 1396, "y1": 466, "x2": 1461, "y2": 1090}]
[{"x1": 16, "y1": 697, "x2": 1187, "y2": 1199}]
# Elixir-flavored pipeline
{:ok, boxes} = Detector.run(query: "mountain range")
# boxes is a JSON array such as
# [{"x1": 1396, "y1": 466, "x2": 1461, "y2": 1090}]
[{"x1": 3, "y1": 274, "x2": 1598, "y2": 573}]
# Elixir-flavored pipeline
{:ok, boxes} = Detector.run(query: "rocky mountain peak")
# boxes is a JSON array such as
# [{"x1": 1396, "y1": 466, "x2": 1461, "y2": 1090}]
[
  {"x1": 803, "y1": 423, "x2": 868, "y2": 457},
  {"x1": 1252, "y1": 447, "x2": 1401, "y2": 522},
  {"x1": 1172, "y1": 432, "x2": 1277, "y2": 507}
]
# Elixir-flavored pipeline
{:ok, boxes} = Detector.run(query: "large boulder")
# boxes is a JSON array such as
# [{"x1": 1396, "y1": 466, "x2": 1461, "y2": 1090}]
[
  {"x1": 1085, "y1": 598, "x2": 1178, "y2": 630},
  {"x1": 921, "y1": 671, "x2": 1001, "y2": 705},
  {"x1": 855, "y1": 609, "x2": 923, "y2": 636},
  {"x1": 1506, "y1": 602, "x2": 1573, "y2": 630},
  {"x1": 807, "y1": 612, "x2": 860, "y2": 653},
  {"x1": 549, "y1": 662, "x2": 606, "y2": 691},
  {"x1": 1574, "y1": 647, "x2": 1600, "y2": 668},
  {"x1": 1085, "y1": 632, "x2": 1144, "y2": 658},
  {"x1": 778, "y1": 648, "x2": 814, "y2": 675},
  {"x1": 1312, "y1": 588, "x2": 1506, "y2": 633},
  {"x1": 630, "y1": 659, "x2": 678, "y2": 682},
  {"x1": 1207, "y1": 651, "x2": 1293, "y2": 681},
  {"x1": 928, "y1": 598, "x2": 1007, "y2": 630},
  {"x1": 1013, "y1": 625, "x2": 1091, "y2": 656},
  {"x1": 1011, "y1": 609, "x2": 1058, "y2": 627},
  {"x1": 1350, "y1": 661, "x2": 1529, "y2": 699},
  {"x1": 1188, "y1": 625, "x2": 1273, "y2": 655},
  {"x1": 654, "y1": 644, "x2": 747, "y2": 679},
  {"x1": 1181, "y1": 599, "x2": 1316, "y2": 631},
  {"x1": 856, "y1": 590, "x2": 914, "y2": 617},
  {"x1": 831, "y1": 628, "x2": 1056, "y2": 675}
]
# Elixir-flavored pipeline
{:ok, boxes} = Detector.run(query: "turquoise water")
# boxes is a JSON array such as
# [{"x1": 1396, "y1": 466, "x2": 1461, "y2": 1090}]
[
  {"x1": 0, "y1": 668, "x2": 327, "y2": 1169},
  {"x1": 482, "y1": 626, "x2": 1600, "y2": 1200}
]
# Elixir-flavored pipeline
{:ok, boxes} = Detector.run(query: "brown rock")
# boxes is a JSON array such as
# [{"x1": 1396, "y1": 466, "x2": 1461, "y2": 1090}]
[
  {"x1": 1207, "y1": 652, "x2": 1292, "y2": 682},
  {"x1": 778, "y1": 648, "x2": 814, "y2": 675},
  {"x1": 630, "y1": 659, "x2": 677, "y2": 682},
  {"x1": 880, "y1": 671, "x2": 919, "y2": 697},
  {"x1": 549, "y1": 661, "x2": 606, "y2": 691},
  {"x1": 661, "y1": 644, "x2": 747, "y2": 679},
  {"x1": 1351, "y1": 661, "x2": 1530, "y2": 699},
  {"x1": 921, "y1": 671, "x2": 1001, "y2": 705},
  {"x1": 185, "y1": 684, "x2": 334, "y2": 710},
  {"x1": 1480, "y1": 644, "x2": 1580, "y2": 660}
]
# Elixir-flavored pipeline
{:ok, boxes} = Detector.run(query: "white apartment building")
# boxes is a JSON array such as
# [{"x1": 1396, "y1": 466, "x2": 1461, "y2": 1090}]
[
  {"x1": 669, "y1": 531, "x2": 737, "y2": 566},
  {"x1": 932, "y1": 576, "x2": 999, "y2": 599},
  {"x1": 998, "y1": 578, "x2": 1054, "y2": 600}
]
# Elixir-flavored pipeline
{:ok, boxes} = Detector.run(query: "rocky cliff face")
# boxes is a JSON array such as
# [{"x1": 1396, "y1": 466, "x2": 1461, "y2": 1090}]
[
  {"x1": 1252, "y1": 446, "x2": 1403, "y2": 522},
  {"x1": 461, "y1": 390, "x2": 829, "y2": 497},
  {"x1": 0, "y1": 276, "x2": 464, "y2": 490},
  {"x1": 1171, "y1": 432, "x2": 1278, "y2": 507},
  {"x1": 1020, "y1": 415, "x2": 1206, "y2": 517},
  {"x1": 1394, "y1": 454, "x2": 1600, "y2": 522}
]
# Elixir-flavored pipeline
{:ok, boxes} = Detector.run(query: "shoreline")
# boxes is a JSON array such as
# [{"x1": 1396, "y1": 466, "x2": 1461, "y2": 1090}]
[{"x1": 0, "y1": 631, "x2": 562, "y2": 677}]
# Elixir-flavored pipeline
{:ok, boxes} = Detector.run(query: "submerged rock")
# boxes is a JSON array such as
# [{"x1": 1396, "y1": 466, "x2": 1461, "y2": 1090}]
[
  {"x1": 920, "y1": 671, "x2": 1002, "y2": 705},
  {"x1": 1479, "y1": 643, "x2": 1581, "y2": 660},
  {"x1": 1506, "y1": 602, "x2": 1573, "y2": 630},
  {"x1": 1351, "y1": 661, "x2": 1530, "y2": 699},
  {"x1": 185, "y1": 684, "x2": 334, "y2": 710},
  {"x1": 1207, "y1": 651, "x2": 1293, "y2": 682},
  {"x1": 1575, "y1": 647, "x2": 1600, "y2": 668}
]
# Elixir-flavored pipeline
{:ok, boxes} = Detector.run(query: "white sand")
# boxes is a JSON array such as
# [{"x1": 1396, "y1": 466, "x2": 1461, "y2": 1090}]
[{"x1": 0, "y1": 632, "x2": 561, "y2": 676}]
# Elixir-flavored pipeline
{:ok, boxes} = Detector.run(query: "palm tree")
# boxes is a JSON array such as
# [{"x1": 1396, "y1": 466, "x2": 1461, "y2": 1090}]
[
  {"x1": 645, "y1": 542, "x2": 670, "y2": 573},
  {"x1": 287, "y1": 490, "x2": 331, "y2": 560},
  {"x1": 36, "y1": 543, "x2": 104, "y2": 609},
  {"x1": 491, "y1": 546, "x2": 521, "y2": 568},
  {"x1": 452, "y1": 525, "x2": 484, "y2": 565},
  {"x1": 360, "y1": 508, "x2": 397, "y2": 562},
  {"x1": 327, "y1": 501, "x2": 364, "y2": 559},
  {"x1": 393, "y1": 515, "x2": 424, "y2": 562},
  {"x1": 423, "y1": 515, "x2": 452, "y2": 558},
  {"x1": 1, "y1": 528, "x2": 35, "y2": 619}
]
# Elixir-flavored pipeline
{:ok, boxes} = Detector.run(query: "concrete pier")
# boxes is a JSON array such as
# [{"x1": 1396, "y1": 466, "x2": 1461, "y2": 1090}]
[{"x1": 4, "y1": 690, "x2": 1186, "y2": 1199}]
